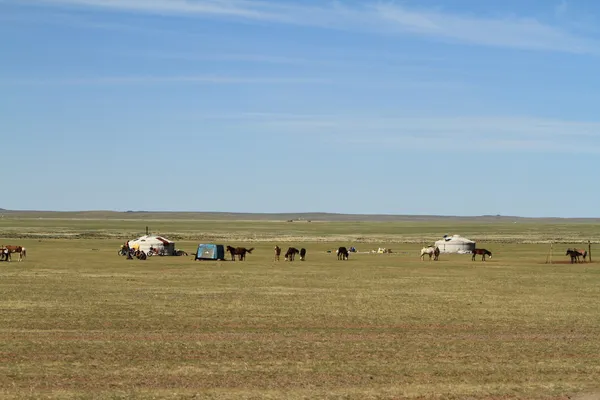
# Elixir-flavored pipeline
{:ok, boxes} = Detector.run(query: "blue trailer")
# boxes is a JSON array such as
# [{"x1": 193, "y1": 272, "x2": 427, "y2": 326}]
[{"x1": 194, "y1": 244, "x2": 225, "y2": 261}]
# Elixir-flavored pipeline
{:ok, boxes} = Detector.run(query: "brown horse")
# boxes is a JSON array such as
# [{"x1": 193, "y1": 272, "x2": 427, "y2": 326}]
[
  {"x1": 472, "y1": 248, "x2": 492, "y2": 261},
  {"x1": 274, "y1": 245, "x2": 281, "y2": 261},
  {"x1": 226, "y1": 245, "x2": 254, "y2": 261},
  {"x1": 3, "y1": 245, "x2": 26, "y2": 262}
]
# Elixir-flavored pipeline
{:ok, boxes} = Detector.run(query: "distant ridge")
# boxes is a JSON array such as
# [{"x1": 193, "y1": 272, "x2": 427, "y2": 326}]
[{"x1": 1, "y1": 209, "x2": 599, "y2": 222}]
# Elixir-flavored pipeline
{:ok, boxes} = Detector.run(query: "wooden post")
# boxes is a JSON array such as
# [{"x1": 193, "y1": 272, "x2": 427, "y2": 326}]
[
  {"x1": 589, "y1": 240, "x2": 592, "y2": 263},
  {"x1": 546, "y1": 242, "x2": 553, "y2": 264}
]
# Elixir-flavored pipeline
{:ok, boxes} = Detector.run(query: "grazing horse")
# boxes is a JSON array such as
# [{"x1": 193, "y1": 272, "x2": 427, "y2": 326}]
[
  {"x1": 285, "y1": 247, "x2": 299, "y2": 261},
  {"x1": 300, "y1": 248, "x2": 307, "y2": 261},
  {"x1": 274, "y1": 245, "x2": 281, "y2": 261},
  {"x1": 3, "y1": 245, "x2": 26, "y2": 262},
  {"x1": 420, "y1": 246, "x2": 437, "y2": 261},
  {"x1": 472, "y1": 248, "x2": 492, "y2": 261},
  {"x1": 566, "y1": 248, "x2": 587, "y2": 264},
  {"x1": 337, "y1": 247, "x2": 349, "y2": 260}
]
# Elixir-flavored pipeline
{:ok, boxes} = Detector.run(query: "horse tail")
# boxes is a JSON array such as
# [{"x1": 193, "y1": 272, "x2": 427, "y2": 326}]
[{"x1": 247, "y1": 248, "x2": 254, "y2": 254}]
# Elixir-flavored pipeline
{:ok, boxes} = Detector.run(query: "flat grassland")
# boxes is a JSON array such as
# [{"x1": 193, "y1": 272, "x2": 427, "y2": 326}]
[{"x1": 1, "y1": 213, "x2": 600, "y2": 399}]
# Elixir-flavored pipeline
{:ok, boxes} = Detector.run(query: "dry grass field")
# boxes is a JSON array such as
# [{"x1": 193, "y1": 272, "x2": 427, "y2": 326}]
[{"x1": 1, "y1": 213, "x2": 600, "y2": 399}]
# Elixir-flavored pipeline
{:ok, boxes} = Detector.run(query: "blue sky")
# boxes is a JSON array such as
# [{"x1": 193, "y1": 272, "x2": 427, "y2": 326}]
[{"x1": 1, "y1": 0, "x2": 600, "y2": 217}]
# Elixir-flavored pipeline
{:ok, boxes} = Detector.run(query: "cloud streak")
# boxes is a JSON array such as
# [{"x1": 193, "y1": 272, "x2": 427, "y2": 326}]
[
  {"x1": 13, "y1": 0, "x2": 599, "y2": 54},
  {"x1": 0, "y1": 75, "x2": 329, "y2": 86},
  {"x1": 202, "y1": 113, "x2": 600, "y2": 153}
]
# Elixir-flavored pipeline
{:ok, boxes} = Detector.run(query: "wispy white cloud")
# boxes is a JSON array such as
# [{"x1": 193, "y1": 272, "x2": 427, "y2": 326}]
[
  {"x1": 555, "y1": 0, "x2": 569, "y2": 18},
  {"x1": 201, "y1": 113, "x2": 600, "y2": 153},
  {"x1": 126, "y1": 51, "x2": 315, "y2": 65},
  {"x1": 373, "y1": 3, "x2": 597, "y2": 54},
  {"x1": 12, "y1": 0, "x2": 599, "y2": 54},
  {"x1": 0, "y1": 75, "x2": 329, "y2": 85}
]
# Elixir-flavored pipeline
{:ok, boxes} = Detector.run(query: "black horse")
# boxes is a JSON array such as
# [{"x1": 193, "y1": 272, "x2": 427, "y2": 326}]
[
  {"x1": 285, "y1": 247, "x2": 300, "y2": 261},
  {"x1": 472, "y1": 248, "x2": 492, "y2": 261},
  {"x1": 337, "y1": 246, "x2": 349, "y2": 260},
  {"x1": 566, "y1": 248, "x2": 586, "y2": 264},
  {"x1": 300, "y1": 248, "x2": 307, "y2": 261}
]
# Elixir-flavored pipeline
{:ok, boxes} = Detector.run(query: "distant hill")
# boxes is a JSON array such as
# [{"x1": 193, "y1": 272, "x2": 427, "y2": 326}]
[{"x1": 1, "y1": 209, "x2": 600, "y2": 222}]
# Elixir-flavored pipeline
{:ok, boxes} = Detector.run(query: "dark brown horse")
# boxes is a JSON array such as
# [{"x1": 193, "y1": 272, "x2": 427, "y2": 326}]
[
  {"x1": 337, "y1": 247, "x2": 349, "y2": 260},
  {"x1": 226, "y1": 245, "x2": 254, "y2": 261},
  {"x1": 566, "y1": 248, "x2": 587, "y2": 264},
  {"x1": 300, "y1": 248, "x2": 306, "y2": 261},
  {"x1": 285, "y1": 247, "x2": 299, "y2": 261},
  {"x1": 274, "y1": 245, "x2": 281, "y2": 261},
  {"x1": 472, "y1": 248, "x2": 492, "y2": 261}
]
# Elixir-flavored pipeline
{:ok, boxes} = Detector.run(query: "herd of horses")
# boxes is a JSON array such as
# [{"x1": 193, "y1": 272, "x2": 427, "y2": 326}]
[
  {"x1": 273, "y1": 246, "x2": 308, "y2": 261},
  {"x1": 0, "y1": 245, "x2": 27, "y2": 262},
  {"x1": 0, "y1": 243, "x2": 590, "y2": 265}
]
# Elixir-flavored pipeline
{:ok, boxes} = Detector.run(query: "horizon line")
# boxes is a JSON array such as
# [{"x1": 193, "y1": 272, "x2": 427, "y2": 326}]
[{"x1": 1, "y1": 209, "x2": 599, "y2": 220}]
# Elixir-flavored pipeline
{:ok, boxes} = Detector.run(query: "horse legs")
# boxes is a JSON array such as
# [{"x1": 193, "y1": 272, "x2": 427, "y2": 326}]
[{"x1": 472, "y1": 253, "x2": 476, "y2": 261}]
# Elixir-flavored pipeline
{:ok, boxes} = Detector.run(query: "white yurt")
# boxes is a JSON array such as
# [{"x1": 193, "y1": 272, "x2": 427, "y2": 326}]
[
  {"x1": 127, "y1": 235, "x2": 175, "y2": 255},
  {"x1": 434, "y1": 234, "x2": 476, "y2": 254}
]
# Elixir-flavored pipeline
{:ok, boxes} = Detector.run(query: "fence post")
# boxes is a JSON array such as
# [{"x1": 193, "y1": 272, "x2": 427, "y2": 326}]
[{"x1": 589, "y1": 240, "x2": 592, "y2": 263}]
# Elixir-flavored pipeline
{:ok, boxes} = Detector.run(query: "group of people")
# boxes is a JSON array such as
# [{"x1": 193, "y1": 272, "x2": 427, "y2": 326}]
[{"x1": 120, "y1": 243, "x2": 148, "y2": 260}]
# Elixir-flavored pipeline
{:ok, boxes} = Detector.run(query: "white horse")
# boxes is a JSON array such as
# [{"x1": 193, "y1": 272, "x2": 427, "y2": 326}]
[{"x1": 420, "y1": 246, "x2": 439, "y2": 261}]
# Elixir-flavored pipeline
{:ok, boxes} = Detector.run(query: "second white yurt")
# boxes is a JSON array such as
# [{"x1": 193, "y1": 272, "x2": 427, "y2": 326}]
[{"x1": 434, "y1": 234, "x2": 476, "y2": 254}]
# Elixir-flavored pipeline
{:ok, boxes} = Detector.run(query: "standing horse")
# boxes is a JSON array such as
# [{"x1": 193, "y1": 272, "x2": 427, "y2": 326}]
[
  {"x1": 274, "y1": 245, "x2": 281, "y2": 261},
  {"x1": 3, "y1": 245, "x2": 26, "y2": 262},
  {"x1": 236, "y1": 247, "x2": 253, "y2": 261},
  {"x1": 420, "y1": 246, "x2": 436, "y2": 261},
  {"x1": 566, "y1": 248, "x2": 586, "y2": 263},
  {"x1": 434, "y1": 246, "x2": 440, "y2": 261},
  {"x1": 300, "y1": 248, "x2": 307, "y2": 261},
  {"x1": 226, "y1": 245, "x2": 237, "y2": 261},
  {"x1": 472, "y1": 248, "x2": 492, "y2": 261},
  {"x1": 226, "y1": 246, "x2": 254, "y2": 261}
]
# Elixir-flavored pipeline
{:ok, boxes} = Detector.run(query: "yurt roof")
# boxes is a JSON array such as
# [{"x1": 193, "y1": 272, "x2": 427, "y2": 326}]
[
  {"x1": 129, "y1": 235, "x2": 174, "y2": 244},
  {"x1": 437, "y1": 234, "x2": 475, "y2": 244}
]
